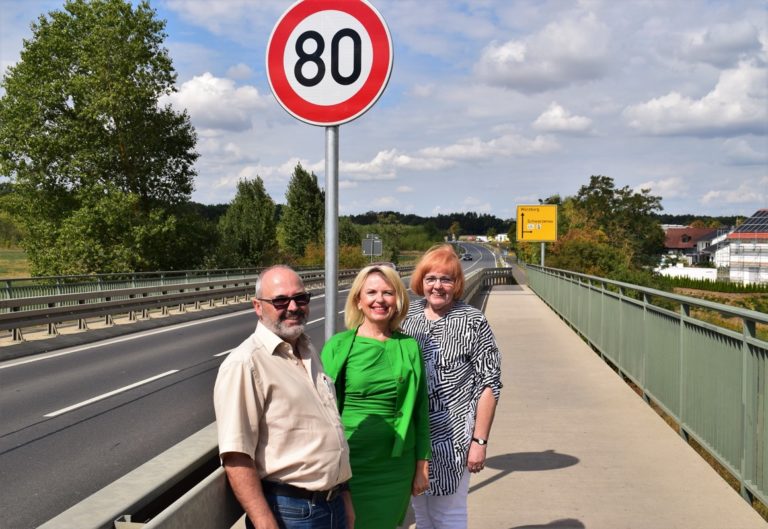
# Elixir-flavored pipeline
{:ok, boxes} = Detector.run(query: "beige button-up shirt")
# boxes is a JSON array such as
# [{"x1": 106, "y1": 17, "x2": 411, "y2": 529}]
[{"x1": 214, "y1": 323, "x2": 352, "y2": 490}]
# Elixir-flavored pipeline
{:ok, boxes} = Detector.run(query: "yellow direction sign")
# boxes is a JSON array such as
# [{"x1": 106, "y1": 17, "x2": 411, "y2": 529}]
[{"x1": 516, "y1": 205, "x2": 558, "y2": 242}]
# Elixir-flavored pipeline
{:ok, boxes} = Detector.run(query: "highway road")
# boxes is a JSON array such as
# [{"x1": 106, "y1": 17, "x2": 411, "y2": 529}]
[{"x1": 0, "y1": 243, "x2": 495, "y2": 529}]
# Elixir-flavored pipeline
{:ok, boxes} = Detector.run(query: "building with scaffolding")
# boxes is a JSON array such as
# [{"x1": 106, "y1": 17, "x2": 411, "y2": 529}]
[{"x1": 714, "y1": 209, "x2": 768, "y2": 285}]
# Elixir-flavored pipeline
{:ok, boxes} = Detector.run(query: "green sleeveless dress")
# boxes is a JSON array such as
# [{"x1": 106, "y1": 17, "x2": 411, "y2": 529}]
[{"x1": 342, "y1": 336, "x2": 415, "y2": 529}]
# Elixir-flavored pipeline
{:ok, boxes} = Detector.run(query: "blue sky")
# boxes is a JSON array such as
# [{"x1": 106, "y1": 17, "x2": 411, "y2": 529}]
[{"x1": 2, "y1": 0, "x2": 766, "y2": 219}]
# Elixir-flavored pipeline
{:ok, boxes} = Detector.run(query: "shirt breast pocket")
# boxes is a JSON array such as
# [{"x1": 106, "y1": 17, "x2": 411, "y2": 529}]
[{"x1": 317, "y1": 374, "x2": 339, "y2": 407}]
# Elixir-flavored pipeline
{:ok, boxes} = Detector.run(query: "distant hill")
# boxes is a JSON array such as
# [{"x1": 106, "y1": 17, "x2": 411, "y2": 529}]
[
  {"x1": 652, "y1": 213, "x2": 745, "y2": 228},
  {"x1": 347, "y1": 210, "x2": 511, "y2": 234}
]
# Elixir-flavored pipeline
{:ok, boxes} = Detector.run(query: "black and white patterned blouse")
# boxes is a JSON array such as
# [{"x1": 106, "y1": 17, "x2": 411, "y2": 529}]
[{"x1": 401, "y1": 298, "x2": 502, "y2": 495}]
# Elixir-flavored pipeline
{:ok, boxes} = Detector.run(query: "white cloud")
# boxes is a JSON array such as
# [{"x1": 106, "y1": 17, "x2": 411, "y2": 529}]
[
  {"x1": 634, "y1": 177, "x2": 688, "y2": 199},
  {"x1": 164, "y1": 0, "x2": 281, "y2": 36},
  {"x1": 474, "y1": 12, "x2": 611, "y2": 93},
  {"x1": 623, "y1": 61, "x2": 768, "y2": 136},
  {"x1": 723, "y1": 138, "x2": 768, "y2": 165},
  {"x1": 533, "y1": 102, "x2": 593, "y2": 133},
  {"x1": 373, "y1": 196, "x2": 397, "y2": 207},
  {"x1": 208, "y1": 156, "x2": 316, "y2": 191},
  {"x1": 210, "y1": 164, "x2": 278, "y2": 190},
  {"x1": 341, "y1": 149, "x2": 452, "y2": 181},
  {"x1": 226, "y1": 63, "x2": 254, "y2": 80},
  {"x1": 196, "y1": 137, "x2": 258, "y2": 164},
  {"x1": 163, "y1": 73, "x2": 268, "y2": 133},
  {"x1": 410, "y1": 84, "x2": 436, "y2": 98},
  {"x1": 701, "y1": 178, "x2": 767, "y2": 205},
  {"x1": 680, "y1": 21, "x2": 762, "y2": 67},
  {"x1": 396, "y1": 186, "x2": 414, "y2": 193},
  {"x1": 462, "y1": 196, "x2": 492, "y2": 213},
  {"x1": 418, "y1": 133, "x2": 559, "y2": 160},
  {"x1": 279, "y1": 132, "x2": 561, "y2": 187}
]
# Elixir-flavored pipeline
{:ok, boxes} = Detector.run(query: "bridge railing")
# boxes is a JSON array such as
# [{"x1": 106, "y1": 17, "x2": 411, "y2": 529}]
[
  {"x1": 526, "y1": 264, "x2": 768, "y2": 509},
  {"x1": 0, "y1": 266, "x2": 415, "y2": 342},
  {"x1": 36, "y1": 266, "x2": 514, "y2": 529}
]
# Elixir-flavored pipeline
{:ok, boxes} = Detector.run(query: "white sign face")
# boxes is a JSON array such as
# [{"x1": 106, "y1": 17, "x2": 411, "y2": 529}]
[
  {"x1": 284, "y1": 12, "x2": 373, "y2": 106},
  {"x1": 267, "y1": 0, "x2": 393, "y2": 126}
]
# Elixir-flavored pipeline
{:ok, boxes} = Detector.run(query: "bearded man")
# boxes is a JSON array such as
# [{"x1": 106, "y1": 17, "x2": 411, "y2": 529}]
[{"x1": 214, "y1": 265, "x2": 353, "y2": 529}]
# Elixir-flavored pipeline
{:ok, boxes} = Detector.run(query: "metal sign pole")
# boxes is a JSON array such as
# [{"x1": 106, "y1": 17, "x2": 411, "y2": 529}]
[
  {"x1": 541, "y1": 242, "x2": 545, "y2": 267},
  {"x1": 324, "y1": 126, "x2": 339, "y2": 342}
]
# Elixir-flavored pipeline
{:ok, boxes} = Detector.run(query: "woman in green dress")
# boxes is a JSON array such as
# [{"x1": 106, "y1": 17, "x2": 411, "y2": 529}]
[{"x1": 321, "y1": 264, "x2": 431, "y2": 529}]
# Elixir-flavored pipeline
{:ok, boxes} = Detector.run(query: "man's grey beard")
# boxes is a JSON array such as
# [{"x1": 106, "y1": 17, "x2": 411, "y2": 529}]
[{"x1": 273, "y1": 311, "x2": 307, "y2": 341}]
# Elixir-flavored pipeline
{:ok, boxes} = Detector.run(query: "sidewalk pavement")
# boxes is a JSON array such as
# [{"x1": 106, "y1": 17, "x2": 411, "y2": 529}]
[{"x1": 450, "y1": 284, "x2": 766, "y2": 529}]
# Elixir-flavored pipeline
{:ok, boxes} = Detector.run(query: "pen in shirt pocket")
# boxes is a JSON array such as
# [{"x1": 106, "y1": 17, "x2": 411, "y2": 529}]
[{"x1": 320, "y1": 374, "x2": 336, "y2": 396}]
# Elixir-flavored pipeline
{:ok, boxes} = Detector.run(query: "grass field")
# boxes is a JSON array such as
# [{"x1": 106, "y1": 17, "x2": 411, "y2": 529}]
[{"x1": 0, "y1": 248, "x2": 30, "y2": 278}]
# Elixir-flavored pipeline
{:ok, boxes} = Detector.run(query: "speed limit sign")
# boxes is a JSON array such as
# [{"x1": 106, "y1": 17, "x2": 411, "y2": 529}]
[{"x1": 266, "y1": 0, "x2": 393, "y2": 126}]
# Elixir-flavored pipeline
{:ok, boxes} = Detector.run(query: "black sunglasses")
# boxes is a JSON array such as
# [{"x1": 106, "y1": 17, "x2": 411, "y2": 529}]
[{"x1": 257, "y1": 292, "x2": 312, "y2": 310}]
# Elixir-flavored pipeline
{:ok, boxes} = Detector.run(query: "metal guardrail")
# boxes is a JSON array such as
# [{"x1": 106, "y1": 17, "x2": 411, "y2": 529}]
[
  {"x1": 525, "y1": 264, "x2": 768, "y2": 508},
  {"x1": 36, "y1": 266, "x2": 512, "y2": 529},
  {"x1": 463, "y1": 266, "x2": 516, "y2": 302},
  {"x1": 0, "y1": 268, "x2": 271, "y2": 306},
  {"x1": 0, "y1": 267, "x2": 415, "y2": 342}
]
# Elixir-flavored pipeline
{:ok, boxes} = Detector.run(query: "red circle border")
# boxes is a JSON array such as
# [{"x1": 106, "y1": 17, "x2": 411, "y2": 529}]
[{"x1": 266, "y1": 0, "x2": 393, "y2": 126}]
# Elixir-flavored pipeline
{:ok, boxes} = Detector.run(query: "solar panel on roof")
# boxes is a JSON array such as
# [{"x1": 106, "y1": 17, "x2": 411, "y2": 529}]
[{"x1": 733, "y1": 209, "x2": 768, "y2": 233}]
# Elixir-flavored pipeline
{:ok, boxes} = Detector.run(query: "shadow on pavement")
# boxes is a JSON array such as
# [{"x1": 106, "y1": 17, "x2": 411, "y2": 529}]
[{"x1": 470, "y1": 449, "x2": 580, "y2": 493}]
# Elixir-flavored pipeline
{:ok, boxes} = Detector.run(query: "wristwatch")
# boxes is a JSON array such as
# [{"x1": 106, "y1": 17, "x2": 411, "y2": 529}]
[{"x1": 472, "y1": 437, "x2": 488, "y2": 446}]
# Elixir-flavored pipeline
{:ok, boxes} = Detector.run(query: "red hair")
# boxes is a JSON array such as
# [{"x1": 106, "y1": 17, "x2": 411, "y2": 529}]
[{"x1": 410, "y1": 244, "x2": 465, "y2": 298}]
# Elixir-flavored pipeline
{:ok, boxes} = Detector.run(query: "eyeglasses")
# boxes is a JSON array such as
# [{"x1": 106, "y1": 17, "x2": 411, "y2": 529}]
[
  {"x1": 424, "y1": 276, "x2": 455, "y2": 286},
  {"x1": 257, "y1": 292, "x2": 312, "y2": 310}
]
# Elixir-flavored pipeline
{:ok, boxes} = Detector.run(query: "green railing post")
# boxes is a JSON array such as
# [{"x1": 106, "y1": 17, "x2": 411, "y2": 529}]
[
  {"x1": 678, "y1": 301, "x2": 690, "y2": 443},
  {"x1": 600, "y1": 280, "x2": 607, "y2": 360},
  {"x1": 642, "y1": 292, "x2": 649, "y2": 401},
  {"x1": 742, "y1": 318, "x2": 756, "y2": 503},
  {"x1": 618, "y1": 285, "x2": 625, "y2": 370}
]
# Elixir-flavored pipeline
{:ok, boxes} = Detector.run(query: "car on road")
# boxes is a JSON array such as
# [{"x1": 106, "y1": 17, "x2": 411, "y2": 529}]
[{"x1": 461, "y1": 253, "x2": 473, "y2": 261}]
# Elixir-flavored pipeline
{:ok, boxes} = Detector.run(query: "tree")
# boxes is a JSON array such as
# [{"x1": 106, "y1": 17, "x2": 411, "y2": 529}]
[
  {"x1": 297, "y1": 241, "x2": 368, "y2": 269},
  {"x1": 0, "y1": 0, "x2": 198, "y2": 274},
  {"x1": 279, "y1": 164, "x2": 324, "y2": 258},
  {"x1": 547, "y1": 228, "x2": 629, "y2": 277},
  {"x1": 377, "y1": 213, "x2": 405, "y2": 264},
  {"x1": 567, "y1": 176, "x2": 664, "y2": 268},
  {"x1": 449, "y1": 221, "x2": 461, "y2": 241},
  {"x1": 217, "y1": 178, "x2": 277, "y2": 268},
  {"x1": 0, "y1": 209, "x2": 23, "y2": 248},
  {"x1": 338, "y1": 217, "x2": 361, "y2": 247}
]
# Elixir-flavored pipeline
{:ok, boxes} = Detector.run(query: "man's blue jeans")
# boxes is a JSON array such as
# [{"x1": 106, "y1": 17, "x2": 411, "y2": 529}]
[{"x1": 245, "y1": 493, "x2": 347, "y2": 529}]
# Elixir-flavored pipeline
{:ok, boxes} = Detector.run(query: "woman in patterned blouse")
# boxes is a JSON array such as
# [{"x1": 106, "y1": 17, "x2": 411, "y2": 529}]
[{"x1": 401, "y1": 244, "x2": 502, "y2": 529}]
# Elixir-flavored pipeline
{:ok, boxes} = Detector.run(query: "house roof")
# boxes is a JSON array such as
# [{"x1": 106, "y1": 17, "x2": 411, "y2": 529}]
[
  {"x1": 664, "y1": 227, "x2": 718, "y2": 249},
  {"x1": 727, "y1": 209, "x2": 768, "y2": 240}
]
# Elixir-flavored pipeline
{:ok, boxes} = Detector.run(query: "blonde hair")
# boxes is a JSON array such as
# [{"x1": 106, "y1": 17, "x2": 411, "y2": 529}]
[
  {"x1": 409, "y1": 244, "x2": 465, "y2": 299},
  {"x1": 345, "y1": 265, "x2": 409, "y2": 331}
]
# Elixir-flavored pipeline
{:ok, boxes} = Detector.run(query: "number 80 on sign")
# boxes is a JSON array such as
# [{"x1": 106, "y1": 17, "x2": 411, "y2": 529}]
[{"x1": 267, "y1": 0, "x2": 393, "y2": 127}]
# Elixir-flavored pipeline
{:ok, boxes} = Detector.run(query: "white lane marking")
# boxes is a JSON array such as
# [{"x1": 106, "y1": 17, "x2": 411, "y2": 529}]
[
  {"x1": 43, "y1": 370, "x2": 179, "y2": 418},
  {"x1": 304, "y1": 308, "x2": 346, "y2": 327},
  {"x1": 213, "y1": 350, "x2": 232, "y2": 357},
  {"x1": 0, "y1": 309, "x2": 255, "y2": 369},
  {"x1": 2, "y1": 289, "x2": 346, "y2": 370}
]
